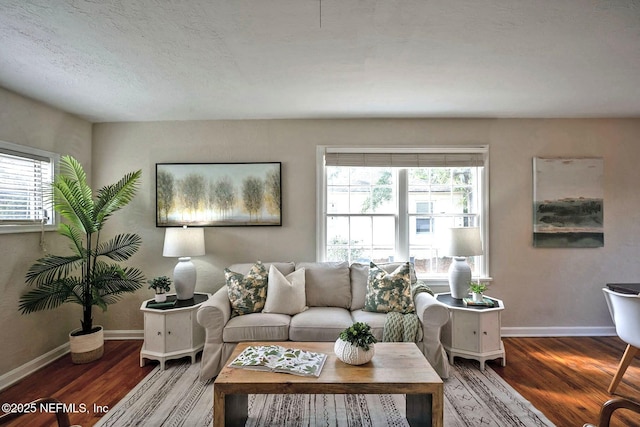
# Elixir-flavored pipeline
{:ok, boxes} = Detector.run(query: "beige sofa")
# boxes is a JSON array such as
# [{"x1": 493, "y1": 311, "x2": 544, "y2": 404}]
[{"x1": 196, "y1": 261, "x2": 451, "y2": 380}]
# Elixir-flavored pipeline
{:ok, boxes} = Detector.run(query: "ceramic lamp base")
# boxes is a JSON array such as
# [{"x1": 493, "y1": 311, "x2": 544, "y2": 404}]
[
  {"x1": 448, "y1": 257, "x2": 472, "y2": 299},
  {"x1": 173, "y1": 257, "x2": 197, "y2": 300}
]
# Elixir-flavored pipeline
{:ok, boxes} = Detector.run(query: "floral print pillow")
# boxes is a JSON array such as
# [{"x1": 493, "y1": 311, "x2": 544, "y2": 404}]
[
  {"x1": 363, "y1": 261, "x2": 415, "y2": 314},
  {"x1": 226, "y1": 261, "x2": 268, "y2": 316}
]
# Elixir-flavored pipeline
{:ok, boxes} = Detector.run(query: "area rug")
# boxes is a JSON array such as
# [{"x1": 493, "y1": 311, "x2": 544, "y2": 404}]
[{"x1": 95, "y1": 359, "x2": 555, "y2": 426}]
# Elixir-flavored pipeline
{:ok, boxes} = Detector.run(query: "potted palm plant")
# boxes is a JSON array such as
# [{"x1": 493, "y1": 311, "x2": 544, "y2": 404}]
[{"x1": 20, "y1": 155, "x2": 145, "y2": 364}]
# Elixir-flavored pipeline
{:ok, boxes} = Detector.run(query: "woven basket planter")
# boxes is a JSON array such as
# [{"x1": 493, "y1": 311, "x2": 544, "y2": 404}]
[{"x1": 69, "y1": 325, "x2": 104, "y2": 364}]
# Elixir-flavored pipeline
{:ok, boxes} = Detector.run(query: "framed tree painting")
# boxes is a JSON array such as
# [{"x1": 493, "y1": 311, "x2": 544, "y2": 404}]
[
  {"x1": 156, "y1": 162, "x2": 281, "y2": 227},
  {"x1": 533, "y1": 157, "x2": 603, "y2": 248}
]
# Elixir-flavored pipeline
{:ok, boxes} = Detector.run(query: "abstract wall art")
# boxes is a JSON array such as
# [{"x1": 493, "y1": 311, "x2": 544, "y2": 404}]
[{"x1": 533, "y1": 157, "x2": 603, "y2": 248}]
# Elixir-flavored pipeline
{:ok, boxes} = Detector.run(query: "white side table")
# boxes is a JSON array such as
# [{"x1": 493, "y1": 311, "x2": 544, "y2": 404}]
[
  {"x1": 437, "y1": 292, "x2": 506, "y2": 370},
  {"x1": 140, "y1": 292, "x2": 210, "y2": 370}
]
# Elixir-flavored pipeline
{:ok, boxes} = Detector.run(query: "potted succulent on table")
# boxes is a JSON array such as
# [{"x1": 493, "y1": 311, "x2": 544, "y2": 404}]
[
  {"x1": 468, "y1": 281, "x2": 488, "y2": 303},
  {"x1": 20, "y1": 155, "x2": 145, "y2": 364},
  {"x1": 334, "y1": 321, "x2": 377, "y2": 365},
  {"x1": 148, "y1": 276, "x2": 172, "y2": 302}
]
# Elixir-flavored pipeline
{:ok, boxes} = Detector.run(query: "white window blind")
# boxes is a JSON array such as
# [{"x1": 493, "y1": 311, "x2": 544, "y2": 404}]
[
  {"x1": 0, "y1": 142, "x2": 57, "y2": 230},
  {"x1": 324, "y1": 151, "x2": 485, "y2": 167}
]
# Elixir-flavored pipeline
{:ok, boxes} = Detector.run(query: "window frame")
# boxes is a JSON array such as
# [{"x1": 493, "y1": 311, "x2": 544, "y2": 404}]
[
  {"x1": 316, "y1": 145, "x2": 490, "y2": 284},
  {"x1": 0, "y1": 140, "x2": 59, "y2": 234}
]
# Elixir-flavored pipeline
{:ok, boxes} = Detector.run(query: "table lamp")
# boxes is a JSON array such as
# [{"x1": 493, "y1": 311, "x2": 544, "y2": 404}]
[
  {"x1": 163, "y1": 226, "x2": 205, "y2": 300},
  {"x1": 446, "y1": 227, "x2": 483, "y2": 299}
]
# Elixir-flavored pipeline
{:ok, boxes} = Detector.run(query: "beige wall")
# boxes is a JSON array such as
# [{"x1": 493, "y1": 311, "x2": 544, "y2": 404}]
[
  {"x1": 92, "y1": 118, "x2": 640, "y2": 335},
  {"x1": 2, "y1": 96, "x2": 639, "y2": 377},
  {"x1": 0, "y1": 88, "x2": 92, "y2": 375}
]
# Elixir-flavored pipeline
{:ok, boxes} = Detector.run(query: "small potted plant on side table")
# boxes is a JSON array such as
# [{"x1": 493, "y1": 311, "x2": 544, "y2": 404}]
[
  {"x1": 148, "y1": 276, "x2": 172, "y2": 302},
  {"x1": 468, "y1": 281, "x2": 488, "y2": 303},
  {"x1": 334, "y1": 321, "x2": 377, "y2": 365}
]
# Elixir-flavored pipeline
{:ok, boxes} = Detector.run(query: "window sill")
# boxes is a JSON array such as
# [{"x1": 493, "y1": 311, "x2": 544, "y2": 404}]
[{"x1": 0, "y1": 224, "x2": 57, "y2": 234}]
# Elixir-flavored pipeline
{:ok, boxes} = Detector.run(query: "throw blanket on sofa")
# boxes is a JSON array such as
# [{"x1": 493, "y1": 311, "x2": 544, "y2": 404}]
[
  {"x1": 411, "y1": 280, "x2": 434, "y2": 300},
  {"x1": 382, "y1": 312, "x2": 420, "y2": 342},
  {"x1": 382, "y1": 282, "x2": 433, "y2": 343}
]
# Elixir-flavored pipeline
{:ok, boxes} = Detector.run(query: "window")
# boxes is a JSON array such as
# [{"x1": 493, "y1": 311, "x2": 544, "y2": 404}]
[
  {"x1": 415, "y1": 202, "x2": 434, "y2": 234},
  {"x1": 317, "y1": 146, "x2": 488, "y2": 281},
  {"x1": 0, "y1": 140, "x2": 58, "y2": 233}
]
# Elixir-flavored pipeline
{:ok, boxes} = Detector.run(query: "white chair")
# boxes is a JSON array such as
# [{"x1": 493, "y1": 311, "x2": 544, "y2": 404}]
[{"x1": 602, "y1": 288, "x2": 640, "y2": 394}]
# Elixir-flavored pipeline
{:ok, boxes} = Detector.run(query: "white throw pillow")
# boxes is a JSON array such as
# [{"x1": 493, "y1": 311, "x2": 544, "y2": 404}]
[{"x1": 263, "y1": 265, "x2": 308, "y2": 315}]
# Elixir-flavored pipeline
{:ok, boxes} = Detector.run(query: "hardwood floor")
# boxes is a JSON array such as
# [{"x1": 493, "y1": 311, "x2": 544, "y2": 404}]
[
  {"x1": 0, "y1": 341, "x2": 154, "y2": 427},
  {"x1": 0, "y1": 337, "x2": 638, "y2": 426},
  {"x1": 494, "y1": 337, "x2": 640, "y2": 427}
]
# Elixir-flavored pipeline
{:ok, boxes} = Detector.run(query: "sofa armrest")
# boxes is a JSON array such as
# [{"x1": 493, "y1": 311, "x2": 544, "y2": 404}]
[
  {"x1": 414, "y1": 292, "x2": 449, "y2": 327},
  {"x1": 414, "y1": 291, "x2": 451, "y2": 378},
  {"x1": 197, "y1": 285, "x2": 231, "y2": 331},
  {"x1": 196, "y1": 285, "x2": 232, "y2": 380}
]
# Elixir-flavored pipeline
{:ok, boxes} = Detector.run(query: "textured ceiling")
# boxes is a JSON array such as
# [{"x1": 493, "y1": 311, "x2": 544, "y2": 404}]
[{"x1": 1, "y1": 0, "x2": 639, "y2": 123}]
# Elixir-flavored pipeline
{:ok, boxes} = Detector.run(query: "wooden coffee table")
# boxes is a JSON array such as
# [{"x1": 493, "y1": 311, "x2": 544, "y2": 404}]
[{"x1": 213, "y1": 341, "x2": 443, "y2": 427}]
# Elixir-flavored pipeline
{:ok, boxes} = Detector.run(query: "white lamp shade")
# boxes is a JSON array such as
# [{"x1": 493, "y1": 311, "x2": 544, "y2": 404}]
[
  {"x1": 446, "y1": 227, "x2": 483, "y2": 257},
  {"x1": 163, "y1": 227, "x2": 206, "y2": 258}
]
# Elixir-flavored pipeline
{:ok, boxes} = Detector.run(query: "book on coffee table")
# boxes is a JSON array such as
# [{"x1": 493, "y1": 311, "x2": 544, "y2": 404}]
[{"x1": 228, "y1": 344, "x2": 327, "y2": 377}]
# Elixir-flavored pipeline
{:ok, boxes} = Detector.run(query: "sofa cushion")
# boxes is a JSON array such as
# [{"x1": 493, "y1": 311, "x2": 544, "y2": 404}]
[
  {"x1": 349, "y1": 263, "x2": 369, "y2": 310},
  {"x1": 364, "y1": 262, "x2": 415, "y2": 314},
  {"x1": 223, "y1": 312, "x2": 291, "y2": 342},
  {"x1": 350, "y1": 309, "x2": 388, "y2": 341},
  {"x1": 296, "y1": 262, "x2": 351, "y2": 308},
  {"x1": 263, "y1": 265, "x2": 308, "y2": 315},
  {"x1": 225, "y1": 261, "x2": 268, "y2": 316},
  {"x1": 289, "y1": 307, "x2": 354, "y2": 341}
]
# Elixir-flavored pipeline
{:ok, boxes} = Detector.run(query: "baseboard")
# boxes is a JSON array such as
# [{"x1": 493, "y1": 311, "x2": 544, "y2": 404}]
[
  {"x1": 502, "y1": 326, "x2": 617, "y2": 337},
  {"x1": 0, "y1": 330, "x2": 143, "y2": 392},
  {"x1": 0, "y1": 342, "x2": 69, "y2": 392},
  {"x1": 105, "y1": 329, "x2": 144, "y2": 340}
]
